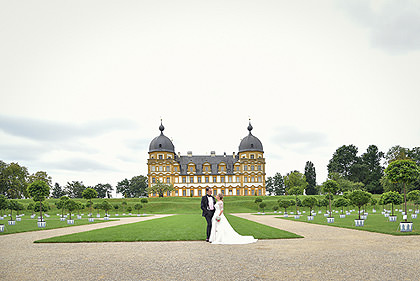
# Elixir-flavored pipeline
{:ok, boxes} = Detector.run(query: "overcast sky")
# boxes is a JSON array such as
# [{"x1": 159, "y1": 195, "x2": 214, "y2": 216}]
[{"x1": 1, "y1": 0, "x2": 419, "y2": 196}]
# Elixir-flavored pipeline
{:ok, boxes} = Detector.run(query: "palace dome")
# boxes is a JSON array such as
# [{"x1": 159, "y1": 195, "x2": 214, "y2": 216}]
[
  {"x1": 238, "y1": 122, "x2": 264, "y2": 153},
  {"x1": 149, "y1": 122, "x2": 175, "y2": 153}
]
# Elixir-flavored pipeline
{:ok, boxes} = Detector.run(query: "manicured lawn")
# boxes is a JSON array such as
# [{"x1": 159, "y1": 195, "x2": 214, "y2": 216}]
[
  {"x1": 279, "y1": 211, "x2": 420, "y2": 235},
  {"x1": 35, "y1": 214, "x2": 302, "y2": 243},
  {"x1": 0, "y1": 216, "x2": 111, "y2": 235}
]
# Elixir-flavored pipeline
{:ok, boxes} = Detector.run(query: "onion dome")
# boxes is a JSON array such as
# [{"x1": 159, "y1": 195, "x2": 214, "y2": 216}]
[
  {"x1": 238, "y1": 121, "x2": 264, "y2": 153},
  {"x1": 149, "y1": 121, "x2": 175, "y2": 153}
]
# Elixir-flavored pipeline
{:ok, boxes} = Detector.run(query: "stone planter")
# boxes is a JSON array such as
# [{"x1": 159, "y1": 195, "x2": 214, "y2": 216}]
[
  {"x1": 77, "y1": 215, "x2": 82, "y2": 220},
  {"x1": 31, "y1": 215, "x2": 36, "y2": 219},
  {"x1": 307, "y1": 216, "x2": 314, "y2": 221},
  {"x1": 415, "y1": 210, "x2": 419, "y2": 214},
  {"x1": 284, "y1": 214, "x2": 288, "y2": 218},
  {"x1": 327, "y1": 217, "x2": 334, "y2": 223},
  {"x1": 354, "y1": 219, "x2": 364, "y2": 227},
  {"x1": 324, "y1": 213, "x2": 329, "y2": 217},
  {"x1": 294, "y1": 215, "x2": 300, "y2": 219},
  {"x1": 384, "y1": 213, "x2": 390, "y2": 218},
  {"x1": 16, "y1": 217, "x2": 21, "y2": 222},
  {"x1": 381, "y1": 211, "x2": 385, "y2": 215},
  {"x1": 8, "y1": 220, "x2": 16, "y2": 225},
  {"x1": 400, "y1": 222, "x2": 413, "y2": 232},
  {"x1": 0, "y1": 216, "x2": 3, "y2": 220},
  {"x1": 45, "y1": 214, "x2": 50, "y2": 218},
  {"x1": 60, "y1": 217, "x2": 66, "y2": 221},
  {"x1": 104, "y1": 217, "x2": 109, "y2": 220},
  {"x1": 290, "y1": 212, "x2": 294, "y2": 215},
  {"x1": 339, "y1": 214, "x2": 346, "y2": 219},
  {"x1": 0, "y1": 224, "x2": 4, "y2": 232},
  {"x1": 411, "y1": 214, "x2": 417, "y2": 219},
  {"x1": 67, "y1": 219, "x2": 74, "y2": 225},
  {"x1": 96, "y1": 214, "x2": 101, "y2": 218},
  {"x1": 389, "y1": 216, "x2": 397, "y2": 222},
  {"x1": 360, "y1": 215, "x2": 367, "y2": 220},
  {"x1": 115, "y1": 214, "x2": 119, "y2": 216},
  {"x1": 37, "y1": 221, "x2": 46, "y2": 228},
  {"x1": 318, "y1": 210, "x2": 322, "y2": 214},
  {"x1": 372, "y1": 209, "x2": 376, "y2": 213},
  {"x1": 402, "y1": 212, "x2": 406, "y2": 216},
  {"x1": 88, "y1": 218, "x2": 95, "y2": 222}
]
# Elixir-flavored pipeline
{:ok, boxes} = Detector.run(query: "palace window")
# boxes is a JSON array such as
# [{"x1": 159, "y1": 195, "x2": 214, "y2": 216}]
[
  {"x1": 190, "y1": 167, "x2": 194, "y2": 172},
  {"x1": 198, "y1": 190, "x2": 202, "y2": 196},
  {"x1": 166, "y1": 191, "x2": 171, "y2": 197},
  {"x1": 258, "y1": 176, "x2": 262, "y2": 182},
  {"x1": 166, "y1": 166, "x2": 170, "y2": 172},
  {"x1": 244, "y1": 189, "x2": 248, "y2": 195},
  {"x1": 236, "y1": 166, "x2": 240, "y2": 171},
  {"x1": 258, "y1": 189, "x2": 262, "y2": 196},
  {"x1": 152, "y1": 177, "x2": 156, "y2": 184},
  {"x1": 252, "y1": 189, "x2": 255, "y2": 195},
  {"x1": 236, "y1": 189, "x2": 240, "y2": 195},
  {"x1": 159, "y1": 155, "x2": 163, "y2": 159},
  {"x1": 228, "y1": 176, "x2": 232, "y2": 183},
  {"x1": 175, "y1": 190, "x2": 179, "y2": 196},
  {"x1": 236, "y1": 176, "x2": 240, "y2": 182},
  {"x1": 205, "y1": 166, "x2": 209, "y2": 172},
  {"x1": 258, "y1": 165, "x2": 261, "y2": 171},
  {"x1": 190, "y1": 176, "x2": 194, "y2": 183},
  {"x1": 183, "y1": 190, "x2": 186, "y2": 196},
  {"x1": 182, "y1": 177, "x2": 186, "y2": 183},
  {"x1": 166, "y1": 177, "x2": 170, "y2": 183},
  {"x1": 159, "y1": 166, "x2": 163, "y2": 172},
  {"x1": 251, "y1": 177, "x2": 255, "y2": 183},
  {"x1": 205, "y1": 176, "x2": 209, "y2": 183},
  {"x1": 251, "y1": 165, "x2": 254, "y2": 171},
  {"x1": 221, "y1": 177, "x2": 225, "y2": 183},
  {"x1": 244, "y1": 166, "x2": 248, "y2": 171},
  {"x1": 213, "y1": 176, "x2": 217, "y2": 183},
  {"x1": 221, "y1": 189, "x2": 225, "y2": 195},
  {"x1": 198, "y1": 177, "x2": 202, "y2": 183},
  {"x1": 151, "y1": 166, "x2": 155, "y2": 172},
  {"x1": 245, "y1": 176, "x2": 248, "y2": 183},
  {"x1": 250, "y1": 154, "x2": 255, "y2": 159}
]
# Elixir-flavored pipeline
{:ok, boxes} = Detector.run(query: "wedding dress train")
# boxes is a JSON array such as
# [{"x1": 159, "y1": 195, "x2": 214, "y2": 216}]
[{"x1": 209, "y1": 201, "x2": 257, "y2": 244}]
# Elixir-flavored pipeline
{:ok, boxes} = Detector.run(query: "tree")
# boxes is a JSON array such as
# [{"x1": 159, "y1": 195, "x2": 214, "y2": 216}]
[
  {"x1": 302, "y1": 196, "x2": 318, "y2": 215},
  {"x1": 266, "y1": 173, "x2": 285, "y2": 195},
  {"x1": 113, "y1": 204, "x2": 119, "y2": 214},
  {"x1": 408, "y1": 190, "x2": 420, "y2": 210},
  {"x1": 254, "y1": 198, "x2": 263, "y2": 212},
  {"x1": 57, "y1": 196, "x2": 69, "y2": 218},
  {"x1": 265, "y1": 177, "x2": 274, "y2": 196},
  {"x1": 370, "y1": 198, "x2": 378, "y2": 210},
  {"x1": 147, "y1": 180, "x2": 175, "y2": 197},
  {"x1": 27, "y1": 180, "x2": 50, "y2": 222},
  {"x1": 101, "y1": 200, "x2": 112, "y2": 216},
  {"x1": 259, "y1": 202, "x2": 267, "y2": 213},
  {"x1": 134, "y1": 203, "x2": 143, "y2": 214},
  {"x1": 0, "y1": 194, "x2": 7, "y2": 216},
  {"x1": 334, "y1": 197, "x2": 349, "y2": 214},
  {"x1": 384, "y1": 159, "x2": 420, "y2": 221},
  {"x1": 327, "y1": 145, "x2": 360, "y2": 182},
  {"x1": 121, "y1": 201, "x2": 127, "y2": 213},
  {"x1": 0, "y1": 162, "x2": 29, "y2": 198},
  {"x1": 385, "y1": 145, "x2": 409, "y2": 164},
  {"x1": 65, "y1": 181, "x2": 86, "y2": 198},
  {"x1": 381, "y1": 191, "x2": 403, "y2": 216},
  {"x1": 140, "y1": 198, "x2": 148, "y2": 204},
  {"x1": 304, "y1": 161, "x2": 317, "y2": 195},
  {"x1": 348, "y1": 190, "x2": 372, "y2": 220},
  {"x1": 52, "y1": 183, "x2": 66, "y2": 199},
  {"x1": 93, "y1": 183, "x2": 113, "y2": 198},
  {"x1": 82, "y1": 188, "x2": 98, "y2": 215},
  {"x1": 360, "y1": 145, "x2": 385, "y2": 194},
  {"x1": 116, "y1": 175, "x2": 148, "y2": 198},
  {"x1": 27, "y1": 202, "x2": 34, "y2": 215},
  {"x1": 278, "y1": 199, "x2": 291, "y2": 213},
  {"x1": 322, "y1": 180, "x2": 339, "y2": 217},
  {"x1": 64, "y1": 199, "x2": 78, "y2": 220},
  {"x1": 28, "y1": 171, "x2": 52, "y2": 189},
  {"x1": 7, "y1": 199, "x2": 19, "y2": 221},
  {"x1": 318, "y1": 197, "x2": 329, "y2": 213}
]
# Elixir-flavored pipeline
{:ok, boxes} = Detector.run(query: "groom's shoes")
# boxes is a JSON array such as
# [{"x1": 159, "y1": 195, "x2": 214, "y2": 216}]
[{"x1": 206, "y1": 239, "x2": 209, "y2": 242}]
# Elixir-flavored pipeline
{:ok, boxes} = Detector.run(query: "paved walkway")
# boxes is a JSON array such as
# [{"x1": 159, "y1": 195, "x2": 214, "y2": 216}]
[{"x1": 1, "y1": 214, "x2": 420, "y2": 280}]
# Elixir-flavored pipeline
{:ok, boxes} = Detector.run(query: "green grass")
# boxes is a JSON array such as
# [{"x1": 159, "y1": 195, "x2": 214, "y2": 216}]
[
  {"x1": 35, "y1": 214, "x2": 302, "y2": 243},
  {"x1": 279, "y1": 210, "x2": 420, "y2": 235},
  {"x1": 0, "y1": 215, "x2": 110, "y2": 235}
]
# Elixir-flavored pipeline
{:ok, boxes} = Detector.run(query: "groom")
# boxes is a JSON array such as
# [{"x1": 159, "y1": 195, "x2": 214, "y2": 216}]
[{"x1": 201, "y1": 187, "x2": 216, "y2": 242}]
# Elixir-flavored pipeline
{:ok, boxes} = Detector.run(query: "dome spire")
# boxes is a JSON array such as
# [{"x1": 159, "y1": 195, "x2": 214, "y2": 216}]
[
  {"x1": 247, "y1": 118, "x2": 253, "y2": 134},
  {"x1": 159, "y1": 119, "x2": 165, "y2": 134}
]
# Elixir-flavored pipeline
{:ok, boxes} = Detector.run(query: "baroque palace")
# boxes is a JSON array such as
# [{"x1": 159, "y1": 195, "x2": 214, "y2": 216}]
[{"x1": 147, "y1": 121, "x2": 266, "y2": 197}]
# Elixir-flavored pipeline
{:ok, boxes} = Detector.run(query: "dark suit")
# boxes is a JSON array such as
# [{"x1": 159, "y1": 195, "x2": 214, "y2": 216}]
[{"x1": 201, "y1": 195, "x2": 216, "y2": 240}]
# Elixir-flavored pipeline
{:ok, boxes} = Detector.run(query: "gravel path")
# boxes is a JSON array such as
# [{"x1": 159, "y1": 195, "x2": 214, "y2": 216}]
[{"x1": 1, "y1": 214, "x2": 420, "y2": 280}]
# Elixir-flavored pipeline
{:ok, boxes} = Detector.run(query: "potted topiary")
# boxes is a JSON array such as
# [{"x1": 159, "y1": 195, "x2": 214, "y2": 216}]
[
  {"x1": 113, "y1": 204, "x2": 119, "y2": 216},
  {"x1": 15, "y1": 202, "x2": 24, "y2": 221},
  {"x1": 0, "y1": 194, "x2": 7, "y2": 220},
  {"x1": 7, "y1": 200, "x2": 18, "y2": 225},
  {"x1": 385, "y1": 159, "x2": 420, "y2": 232},
  {"x1": 348, "y1": 190, "x2": 372, "y2": 227},
  {"x1": 334, "y1": 197, "x2": 349, "y2": 219},
  {"x1": 381, "y1": 191, "x2": 403, "y2": 222},
  {"x1": 101, "y1": 200, "x2": 112, "y2": 220},
  {"x1": 65, "y1": 199, "x2": 78, "y2": 224},
  {"x1": 255, "y1": 197, "x2": 263, "y2": 214},
  {"x1": 322, "y1": 180, "x2": 338, "y2": 223},
  {"x1": 134, "y1": 203, "x2": 143, "y2": 216},
  {"x1": 127, "y1": 206, "x2": 133, "y2": 215},
  {"x1": 278, "y1": 199, "x2": 291, "y2": 217},
  {"x1": 27, "y1": 180, "x2": 50, "y2": 228},
  {"x1": 82, "y1": 188, "x2": 98, "y2": 222},
  {"x1": 407, "y1": 190, "x2": 420, "y2": 219},
  {"x1": 302, "y1": 196, "x2": 317, "y2": 221},
  {"x1": 121, "y1": 201, "x2": 127, "y2": 215},
  {"x1": 272, "y1": 205, "x2": 279, "y2": 214},
  {"x1": 259, "y1": 202, "x2": 267, "y2": 214},
  {"x1": 58, "y1": 196, "x2": 69, "y2": 221}
]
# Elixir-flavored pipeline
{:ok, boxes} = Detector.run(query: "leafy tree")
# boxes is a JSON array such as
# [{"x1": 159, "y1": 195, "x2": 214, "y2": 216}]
[
  {"x1": 27, "y1": 202, "x2": 35, "y2": 215},
  {"x1": 101, "y1": 200, "x2": 113, "y2": 216},
  {"x1": 127, "y1": 206, "x2": 133, "y2": 213},
  {"x1": 57, "y1": 196, "x2": 69, "y2": 218},
  {"x1": 140, "y1": 198, "x2": 148, "y2": 204},
  {"x1": 334, "y1": 197, "x2": 349, "y2": 214},
  {"x1": 113, "y1": 204, "x2": 119, "y2": 214},
  {"x1": 7, "y1": 199, "x2": 19, "y2": 221},
  {"x1": 266, "y1": 173, "x2": 285, "y2": 195},
  {"x1": 385, "y1": 145, "x2": 409, "y2": 164},
  {"x1": 360, "y1": 145, "x2": 384, "y2": 194},
  {"x1": 134, "y1": 203, "x2": 143, "y2": 214},
  {"x1": 52, "y1": 183, "x2": 66, "y2": 198},
  {"x1": 318, "y1": 197, "x2": 329, "y2": 213},
  {"x1": 381, "y1": 191, "x2": 403, "y2": 216},
  {"x1": 65, "y1": 181, "x2": 86, "y2": 198},
  {"x1": 82, "y1": 188, "x2": 98, "y2": 215},
  {"x1": 28, "y1": 171, "x2": 52, "y2": 189},
  {"x1": 15, "y1": 201, "x2": 24, "y2": 216},
  {"x1": 265, "y1": 177, "x2": 274, "y2": 196},
  {"x1": 278, "y1": 199, "x2": 291, "y2": 213},
  {"x1": 116, "y1": 175, "x2": 148, "y2": 198},
  {"x1": 327, "y1": 145, "x2": 360, "y2": 182},
  {"x1": 370, "y1": 198, "x2": 378, "y2": 209},
  {"x1": 147, "y1": 180, "x2": 175, "y2": 197},
  {"x1": 93, "y1": 183, "x2": 113, "y2": 198},
  {"x1": 27, "y1": 180, "x2": 50, "y2": 222},
  {"x1": 322, "y1": 180, "x2": 339, "y2": 217},
  {"x1": 385, "y1": 159, "x2": 420, "y2": 221},
  {"x1": 304, "y1": 161, "x2": 317, "y2": 195},
  {"x1": 116, "y1": 179, "x2": 130, "y2": 198},
  {"x1": 408, "y1": 190, "x2": 420, "y2": 210},
  {"x1": 0, "y1": 162, "x2": 29, "y2": 198},
  {"x1": 259, "y1": 202, "x2": 267, "y2": 213},
  {"x1": 0, "y1": 194, "x2": 7, "y2": 216},
  {"x1": 302, "y1": 196, "x2": 317, "y2": 215},
  {"x1": 64, "y1": 199, "x2": 78, "y2": 220},
  {"x1": 272, "y1": 205, "x2": 279, "y2": 212},
  {"x1": 254, "y1": 197, "x2": 262, "y2": 212},
  {"x1": 348, "y1": 190, "x2": 372, "y2": 220}
]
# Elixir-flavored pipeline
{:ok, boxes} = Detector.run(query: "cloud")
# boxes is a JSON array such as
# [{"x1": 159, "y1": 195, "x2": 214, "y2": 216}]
[
  {"x1": 47, "y1": 158, "x2": 116, "y2": 172},
  {"x1": 0, "y1": 115, "x2": 138, "y2": 142},
  {"x1": 270, "y1": 126, "x2": 329, "y2": 154},
  {"x1": 338, "y1": 0, "x2": 420, "y2": 53}
]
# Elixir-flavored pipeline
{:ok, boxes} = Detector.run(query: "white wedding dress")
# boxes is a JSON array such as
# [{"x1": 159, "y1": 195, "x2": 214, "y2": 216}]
[{"x1": 209, "y1": 201, "x2": 257, "y2": 244}]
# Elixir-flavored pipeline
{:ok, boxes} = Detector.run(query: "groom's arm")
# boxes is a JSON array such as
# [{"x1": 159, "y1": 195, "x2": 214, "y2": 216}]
[{"x1": 201, "y1": 196, "x2": 207, "y2": 213}]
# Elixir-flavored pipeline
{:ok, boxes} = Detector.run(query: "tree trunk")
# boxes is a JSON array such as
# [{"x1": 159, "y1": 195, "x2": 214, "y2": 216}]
[
  {"x1": 328, "y1": 193, "x2": 332, "y2": 217},
  {"x1": 391, "y1": 203, "x2": 394, "y2": 216},
  {"x1": 404, "y1": 183, "x2": 407, "y2": 222},
  {"x1": 40, "y1": 201, "x2": 43, "y2": 222},
  {"x1": 358, "y1": 206, "x2": 361, "y2": 220}
]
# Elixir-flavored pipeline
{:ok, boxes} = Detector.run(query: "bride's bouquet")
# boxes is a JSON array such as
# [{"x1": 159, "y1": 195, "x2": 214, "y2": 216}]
[{"x1": 215, "y1": 216, "x2": 221, "y2": 222}]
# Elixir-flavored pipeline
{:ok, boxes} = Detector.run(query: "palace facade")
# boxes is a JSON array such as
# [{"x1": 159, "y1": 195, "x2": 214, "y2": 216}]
[{"x1": 147, "y1": 122, "x2": 266, "y2": 197}]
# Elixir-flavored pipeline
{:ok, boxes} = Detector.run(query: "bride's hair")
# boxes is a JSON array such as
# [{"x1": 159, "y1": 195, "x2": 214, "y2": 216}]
[{"x1": 218, "y1": 193, "x2": 224, "y2": 200}]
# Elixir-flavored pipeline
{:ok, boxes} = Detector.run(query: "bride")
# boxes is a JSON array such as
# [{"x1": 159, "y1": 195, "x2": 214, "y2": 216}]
[{"x1": 209, "y1": 193, "x2": 257, "y2": 244}]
